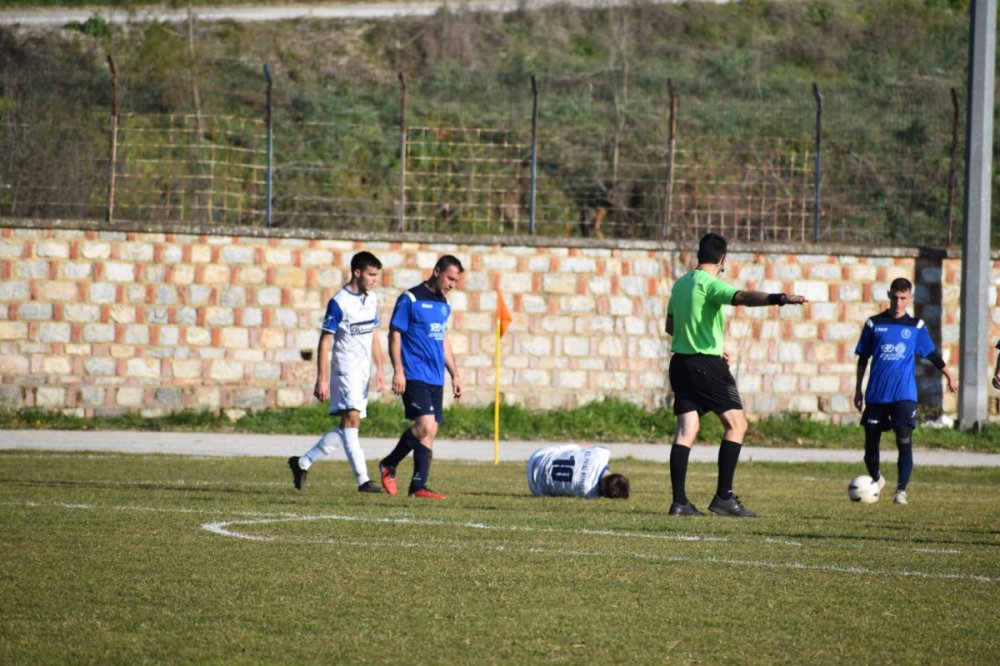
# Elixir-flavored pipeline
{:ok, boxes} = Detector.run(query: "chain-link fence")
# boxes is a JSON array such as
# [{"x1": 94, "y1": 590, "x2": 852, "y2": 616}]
[{"x1": 0, "y1": 76, "x2": 977, "y2": 245}]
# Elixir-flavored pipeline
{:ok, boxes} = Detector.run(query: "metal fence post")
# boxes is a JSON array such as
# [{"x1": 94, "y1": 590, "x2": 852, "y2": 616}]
[
  {"x1": 398, "y1": 72, "x2": 407, "y2": 233},
  {"x1": 263, "y1": 63, "x2": 273, "y2": 228},
  {"x1": 106, "y1": 54, "x2": 118, "y2": 223},
  {"x1": 529, "y1": 74, "x2": 538, "y2": 236},
  {"x1": 662, "y1": 78, "x2": 676, "y2": 239},
  {"x1": 812, "y1": 82, "x2": 822, "y2": 242},
  {"x1": 946, "y1": 87, "x2": 960, "y2": 246}
]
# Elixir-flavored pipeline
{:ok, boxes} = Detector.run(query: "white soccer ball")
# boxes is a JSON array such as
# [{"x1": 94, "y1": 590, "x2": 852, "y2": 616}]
[{"x1": 848, "y1": 475, "x2": 880, "y2": 503}]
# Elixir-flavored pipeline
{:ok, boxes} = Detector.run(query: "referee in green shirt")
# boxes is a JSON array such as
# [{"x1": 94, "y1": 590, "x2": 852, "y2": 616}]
[{"x1": 665, "y1": 233, "x2": 807, "y2": 517}]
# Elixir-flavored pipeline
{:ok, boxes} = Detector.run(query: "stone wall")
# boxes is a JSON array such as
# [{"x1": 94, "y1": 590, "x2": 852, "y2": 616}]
[{"x1": 1, "y1": 219, "x2": 998, "y2": 422}]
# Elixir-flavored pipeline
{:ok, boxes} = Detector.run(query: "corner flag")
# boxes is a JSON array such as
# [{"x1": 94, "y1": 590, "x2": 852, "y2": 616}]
[{"x1": 494, "y1": 291, "x2": 512, "y2": 464}]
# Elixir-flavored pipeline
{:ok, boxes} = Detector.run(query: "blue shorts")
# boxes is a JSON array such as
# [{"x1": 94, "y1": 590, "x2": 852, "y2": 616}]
[
  {"x1": 861, "y1": 401, "x2": 917, "y2": 432},
  {"x1": 403, "y1": 380, "x2": 444, "y2": 423}
]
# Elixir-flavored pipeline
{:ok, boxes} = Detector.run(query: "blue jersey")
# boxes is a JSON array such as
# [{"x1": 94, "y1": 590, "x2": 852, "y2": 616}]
[
  {"x1": 389, "y1": 283, "x2": 451, "y2": 386},
  {"x1": 855, "y1": 311, "x2": 938, "y2": 404}
]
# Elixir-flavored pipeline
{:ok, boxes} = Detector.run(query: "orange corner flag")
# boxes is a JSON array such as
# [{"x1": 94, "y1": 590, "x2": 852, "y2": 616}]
[{"x1": 497, "y1": 291, "x2": 512, "y2": 337}]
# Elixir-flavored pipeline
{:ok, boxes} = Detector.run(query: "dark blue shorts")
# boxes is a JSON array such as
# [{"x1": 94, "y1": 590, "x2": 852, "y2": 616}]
[
  {"x1": 861, "y1": 401, "x2": 917, "y2": 432},
  {"x1": 403, "y1": 380, "x2": 444, "y2": 423}
]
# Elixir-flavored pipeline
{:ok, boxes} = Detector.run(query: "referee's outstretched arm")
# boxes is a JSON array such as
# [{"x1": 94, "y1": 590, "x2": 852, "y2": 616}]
[{"x1": 731, "y1": 291, "x2": 808, "y2": 307}]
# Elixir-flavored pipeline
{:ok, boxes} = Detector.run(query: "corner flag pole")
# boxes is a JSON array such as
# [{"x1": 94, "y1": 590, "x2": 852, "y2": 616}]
[
  {"x1": 493, "y1": 313, "x2": 502, "y2": 464},
  {"x1": 493, "y1": 291, "x2": 512, "y2": 465}
]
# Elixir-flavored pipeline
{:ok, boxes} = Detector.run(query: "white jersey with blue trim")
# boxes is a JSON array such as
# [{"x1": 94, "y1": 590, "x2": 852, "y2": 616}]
[
  {"x1": 322, "y1": 287, "x2": 379, "y2": 382},
  {"x1": 526, "y1": 445, "x2": 611, "y2": 498}
]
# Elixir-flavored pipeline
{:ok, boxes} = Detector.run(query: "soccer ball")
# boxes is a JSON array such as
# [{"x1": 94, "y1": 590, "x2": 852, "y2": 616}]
[{"x1": 848, "y1": 475, "x2": 880, "y2": 503}]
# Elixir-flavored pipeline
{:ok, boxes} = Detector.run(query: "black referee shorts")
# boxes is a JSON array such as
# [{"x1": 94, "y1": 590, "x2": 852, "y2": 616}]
[{"x1": 669, "y1": 353, "x2": 744, "y2": 416}]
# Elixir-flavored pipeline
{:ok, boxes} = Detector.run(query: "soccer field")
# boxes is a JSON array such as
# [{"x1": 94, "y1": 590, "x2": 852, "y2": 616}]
[{"x1": 2, "y1": 451, "x2": 999, "y2": 664}]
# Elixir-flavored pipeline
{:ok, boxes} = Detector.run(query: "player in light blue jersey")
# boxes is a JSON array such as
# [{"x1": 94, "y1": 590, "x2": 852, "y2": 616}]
[
  {"x1": 527, "y1": 445, "x2": 629, "y2": 499},
  {"x1": 854, "y1": 277, "x2": 956, "y2": 504},
  {"x1": 288, "y1": 251, "x2": 387, "y2": 493},
  {"x1": 378, "y1": 255, "x2": 464, "y2": 500}
]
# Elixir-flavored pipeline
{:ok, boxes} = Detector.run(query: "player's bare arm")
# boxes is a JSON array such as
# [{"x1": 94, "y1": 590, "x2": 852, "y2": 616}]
[
  {"x1": 444, "y1": 334, "x2": 462, "y2": 400},
  {"x1": 371, "y1": 329, "x2": 386, "y2": 392},
  {"x1": 388, "y1": 329, "x2": 405, "y2": 396},
  {"x1": 925, "y1": 350, "x2": 957, "y2": 394},
  {"x1": 854, "y1": 355, "x2": 869, "y2": 411},
  {"x1": 941, "y1": 366, "x2": 957, "y2": 393},
  {"x1": 314, "y1": 331, "x2": 333, "y2": 402},
  {"x1": 732, "y1": 291, "x2": 808, "y2": 307}
]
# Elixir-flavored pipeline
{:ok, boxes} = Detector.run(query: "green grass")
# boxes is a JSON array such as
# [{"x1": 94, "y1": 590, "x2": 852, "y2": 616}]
[
  {"x1": 4, "y1": 399, "x2": 1000, "y2": 452},
  {"x1": 1, "y1": 451, "x2": 999, "y2": 663}
]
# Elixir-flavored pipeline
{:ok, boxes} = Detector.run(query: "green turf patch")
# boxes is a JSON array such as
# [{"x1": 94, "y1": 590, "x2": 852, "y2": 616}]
[{"x1": 1, "y1": 451, "x2": 998, "y2": 663}]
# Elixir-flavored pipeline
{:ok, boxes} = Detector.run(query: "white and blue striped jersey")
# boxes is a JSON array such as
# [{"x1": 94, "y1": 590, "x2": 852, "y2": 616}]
[
  {"x1": 526, "y1": 445, "x2": 611, "y2": 498},
  {"x1": 322, "y1": 287, "x2": 379, "y2": 383}
]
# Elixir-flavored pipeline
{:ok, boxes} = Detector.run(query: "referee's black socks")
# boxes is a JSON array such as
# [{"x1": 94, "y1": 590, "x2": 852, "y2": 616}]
[
  {"x1": 669, "y1": 443, "x2": 691, "y2": 505},
  {"x1": 716, "y1": 439, "x2": 743, "y2": 499}
]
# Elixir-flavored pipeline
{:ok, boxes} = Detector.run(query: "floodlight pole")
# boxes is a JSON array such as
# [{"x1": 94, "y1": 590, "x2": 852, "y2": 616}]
[{"x1": 958, "y1": 0, "x2": 995, "y2": 429}]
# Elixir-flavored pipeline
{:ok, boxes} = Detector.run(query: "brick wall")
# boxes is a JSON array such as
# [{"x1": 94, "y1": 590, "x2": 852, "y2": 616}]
[{"x1": 1, "y1": 219, "x2": 998, "y2": 422}]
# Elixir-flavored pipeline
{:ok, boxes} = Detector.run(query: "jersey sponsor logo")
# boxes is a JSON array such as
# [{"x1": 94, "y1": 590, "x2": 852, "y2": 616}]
[
  {"x1": 879, "y1": 342, "x2": 907, "y2": 360},
  {"x1": 420, "y1": 303, "x2": 434, "y2": 309},
  {"x1": 349, "y1": 320, "x2": 376, "y2": 336}
]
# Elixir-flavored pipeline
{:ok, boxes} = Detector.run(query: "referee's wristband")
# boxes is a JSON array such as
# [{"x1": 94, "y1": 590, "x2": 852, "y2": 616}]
[{"x1": 767, "y1": 293, "x2": 789, "y2": 306}]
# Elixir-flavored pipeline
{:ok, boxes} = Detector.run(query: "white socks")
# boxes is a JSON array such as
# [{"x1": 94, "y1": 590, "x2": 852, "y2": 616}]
[
  {"x1": 341, "y1": 428, "x2": 370, "y2": 486},
  {"x1": 299, "y1": 428, "x2": 369, "y2": 485}
]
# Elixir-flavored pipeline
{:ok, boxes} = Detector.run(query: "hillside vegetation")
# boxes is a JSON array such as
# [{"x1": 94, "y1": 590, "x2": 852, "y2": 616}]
[{"x1": 1, "y1": 0, "x2": 991, "y2": 243}]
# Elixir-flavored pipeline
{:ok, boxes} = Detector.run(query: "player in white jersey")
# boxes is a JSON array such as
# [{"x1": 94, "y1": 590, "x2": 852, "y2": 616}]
[
  {"x1": 288, "y1": 251, "x2": 387, "y2": 493},
  {"x1": 526, "y1": 444, "x2": 630, "y2": 499}
]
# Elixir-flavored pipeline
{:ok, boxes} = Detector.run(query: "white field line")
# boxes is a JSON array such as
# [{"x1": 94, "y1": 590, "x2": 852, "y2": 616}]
[
  {"x1": 4, "y1": 499, "x2": 993, "y2": 581},
  {"x1": 199, "y1": 513, "x2": 998, "y2": 583}
]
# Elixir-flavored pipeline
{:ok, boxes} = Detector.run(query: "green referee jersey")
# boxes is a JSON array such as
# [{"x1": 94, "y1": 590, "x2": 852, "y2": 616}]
[{"x1": 667, "y1": 269, "x2": 739, "y2": 355}]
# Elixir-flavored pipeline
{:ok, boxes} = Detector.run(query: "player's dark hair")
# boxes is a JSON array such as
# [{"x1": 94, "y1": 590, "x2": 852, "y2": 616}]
[
  {"x1": 598, "y1": 473, "x2": 630, "y2": 500},
  {"x1": 351, "y1": 251, "x2": 382, "y2": 273},
  {"x1": 434, "y1": 254, "x2": 465, "y2": 273},
  {"x1": 697, "y1": 233, "x2": 728, "y2": 265},
  {"x1": 889, "y1": 277, "x2": 912, "y2": 294}
]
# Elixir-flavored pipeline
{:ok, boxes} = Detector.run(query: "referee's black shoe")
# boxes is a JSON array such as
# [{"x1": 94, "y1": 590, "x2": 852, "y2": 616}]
[
  {"x1": 288, "y1": 456, "x2": 307, "y2": 491},
  {"x1": 709, "y1": 494, "x2": 756, "y2": 517},
  {"x1": 668, "y1": 501, "x2": 705, "y2": 517}
]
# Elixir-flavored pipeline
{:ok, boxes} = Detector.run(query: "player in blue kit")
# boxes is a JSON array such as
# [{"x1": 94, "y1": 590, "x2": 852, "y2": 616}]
[
  {"x1": 378, "y1": 255, "x2": 464, "y2": 500},
  {"x1": 288, "y1": 251, "x2": 387, "y2": 493},
  {"x1": 854, "y1": 277, "x2": 957, "y2": 504}
]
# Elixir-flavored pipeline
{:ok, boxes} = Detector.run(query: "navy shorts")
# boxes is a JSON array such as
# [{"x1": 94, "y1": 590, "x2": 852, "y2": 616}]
[
  {"x1": 669, "y1": 353, "x2": 743, "y2": 416},
  {"x1": 861, "y1": 401, "x2": 917, "y2": 432},
  {"x1": 403, "y1": 380, "x2": 444, "y2": 423}
]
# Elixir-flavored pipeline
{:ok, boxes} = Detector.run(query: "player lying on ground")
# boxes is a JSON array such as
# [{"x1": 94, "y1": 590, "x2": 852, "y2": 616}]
[{"x1": 526, "y1": 444, "x2": 630, "y2": 499}]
